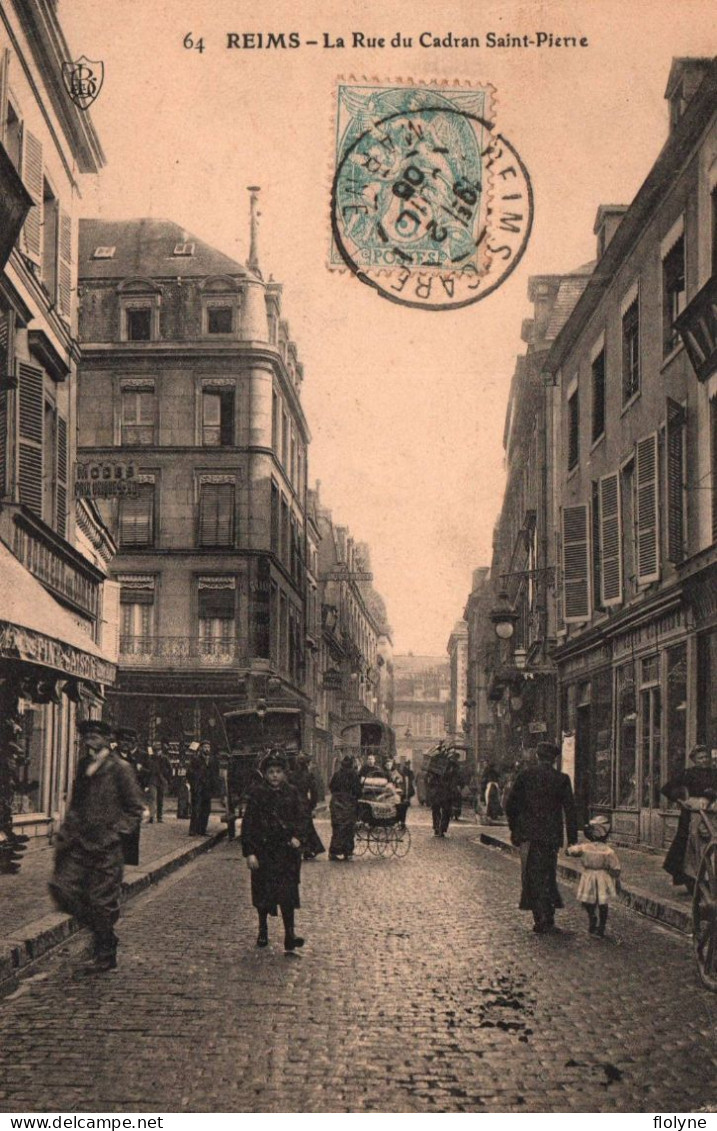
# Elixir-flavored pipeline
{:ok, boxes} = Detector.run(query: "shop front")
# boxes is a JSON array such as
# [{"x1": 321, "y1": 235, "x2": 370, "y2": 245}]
[
  {"x1": 0, "y1": 541, "x2": 116, "y2": 869},
  {"x1": 557, "y1": 596, "x2": 689, "y2": 849}
]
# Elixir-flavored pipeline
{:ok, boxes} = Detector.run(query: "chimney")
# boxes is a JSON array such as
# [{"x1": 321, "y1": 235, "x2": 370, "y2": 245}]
[
  {"x1": 665, "y1": 58, "x2": 712, "y2": 133},
  {"x1": 593, "y1": 205, "x2": 628, "y2": 260},
  {"x1": 247, "y1": 185, "x2": 262, "y2": 277}
]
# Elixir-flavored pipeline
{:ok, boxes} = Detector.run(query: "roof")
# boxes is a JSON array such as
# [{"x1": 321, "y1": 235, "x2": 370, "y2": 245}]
[
  {"x1": 0, "y1": 540, "x2": 116, "y2": 684},
  {"x1": 545, "y1": 274, "x2": 593, "y2": 340},
  {"x1": 78, "y1": 218, "x2": 254, "y2": 281},
  {"x1": 544, "y1": 58, "x2": 717, "y2": 379}
]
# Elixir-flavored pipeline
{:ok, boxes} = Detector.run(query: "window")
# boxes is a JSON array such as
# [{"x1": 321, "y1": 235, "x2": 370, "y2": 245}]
[
  {"x1": 207, "y1": 306, "x2": 233, "y2": 335},
  {"x1": 4, "y1": 102, "x2": 21, "y2": 170},
  {"x1": 173, "y1": 242, "x2": 195, "y2": 257},
  {"x1": 118, "y1": 481, "x2": 155, "y2": 548},
  {"x1": 201, "y1": 388, "x2": 234, "y2": 446},
  {"x1": 567, "y1": 386, "x2": 579, "y2": 471},
  {"x1": 662, "y1": 235, "x2": 685, "y2": 356},
  {"x1": 281, "y1": 411, "x2": 289, "y2": 468},
  {"x1": 616, "y1": 662, "x2": 637, "y2": 808},
  {"x1": 620, "y1": 459, "x2": 636, "y2": 598},
  {"x1": 41, "y1": 182, "x2": 58, "y2": 299},
  {"x1": 666, "y1": 399, "x2": 686, "y2": 564},
  {"x1": 561, "y1": 504, "x2": 590, "y2": 623},
  {"x1": 197, "y1": 579, "x2": 235, "y2": 655},
  {"x1": 93, "y1": 246, "x2": 116, "y2": 259},
  {"x1": 591, "y1": 348, "x2": 605, "y2": 443},
  {"x1": 281, "y1": 496, "x2": 290, "y2": 567},
  {"x1": 119, "y1": 579, "x2": 155, "y2": 656},
  {"x1": 272, "y1": 390, "x2": 280, "y2": 454},
  {"x1": 121, "y1": 388, "x2": 156, "y2": 445},
  {"x1": 125, "y1": 307, "x2": 152, "y2": 341},
  {"x1": 270, "y1": 481, "x2": 280, "y2": 554},
  {"x1": 665, "y1": 645, "x2": 687, "y2": 795},
  {"x1": 198, "y1": 480, "x2": 234, "y2": 547},
  {"x1": 622, "y1": 297, "x2": 640, "y2": 404}
]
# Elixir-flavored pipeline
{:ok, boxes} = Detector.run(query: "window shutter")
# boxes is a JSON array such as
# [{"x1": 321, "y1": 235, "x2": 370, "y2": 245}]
[
  {"x1": 57, "y1": 209, "x2": 72, "y2": 319},
  {"x1": 17, "y1": 361, "x2": 44, "y2": 518},
  {"x1": 0, "y1": 389, "x2": 7, "y2": 497},
  {"x1": 561, "y1": 504, "x2": 590, "y2": 623},
  {"x1": 599, "y1": 472, "x2": 622, "y2": 606},
  {"x1": 636, "y1": 432, "x2": 660, "y2": 583},
  {"x1": 55, "y1": 414, "x2": 68, "y2": 537},
  {"x1": 198, "y1": 587, "x2": 234, "y2": 619},
  {"x1": 666, "y1": 399, "x2": 685, "y2": 564},
  {"x1": 198, "y1": 483, "x2": 234, "y2": 547},
  {"x1": 119, "y1": 484, "x2": 154, "y2": 547},
  {"x1": 0, "y1": 50, "x2": 10, "y2": 148},
  {"x1": 20, "y1": 126, "x2": 43, "y2": 265}
]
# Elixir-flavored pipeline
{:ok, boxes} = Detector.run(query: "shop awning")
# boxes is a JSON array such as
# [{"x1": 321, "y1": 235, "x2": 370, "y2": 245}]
[{"x1": 0, "y1": 541, "x2": 116, "y2": 685}]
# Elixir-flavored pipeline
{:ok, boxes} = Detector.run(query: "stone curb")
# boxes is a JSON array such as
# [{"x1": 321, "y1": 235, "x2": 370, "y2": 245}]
[
  {"x1": 0, "y1": 829, "x2": 226, "y2": 995},
  {"x1": 478, "y1": 831, "x2": 692, "y2": 936}
]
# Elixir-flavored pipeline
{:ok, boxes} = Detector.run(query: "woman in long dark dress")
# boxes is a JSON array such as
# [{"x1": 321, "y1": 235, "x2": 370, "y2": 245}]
[
  {"x1": 241, "y1": 751, "x2": 306, "y2": 951},
  {"x1": 329, "y1": 755, "x2": 362, "y2": 860},
  {"x1": 661, "y1": 745, "x2": 717, "y2": 892}
]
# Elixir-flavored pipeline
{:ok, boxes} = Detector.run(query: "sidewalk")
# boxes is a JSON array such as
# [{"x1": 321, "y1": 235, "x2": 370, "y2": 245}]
[
  {"x1": 0, "y1": 806, "x2": 226, "y2": 991},
  {"x1": 476, "y1": 821, "x2": 694, "y2": 934}
]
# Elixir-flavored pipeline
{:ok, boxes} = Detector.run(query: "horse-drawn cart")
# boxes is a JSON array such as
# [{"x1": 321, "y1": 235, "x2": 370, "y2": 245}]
[{"x1": 684, "y1": 801, "x2": 717, "y2": 992}]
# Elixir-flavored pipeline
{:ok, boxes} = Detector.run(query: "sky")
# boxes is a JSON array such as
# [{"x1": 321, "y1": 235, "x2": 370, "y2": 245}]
[{"x1": 60, "y1": 0, "x2": 715, "y2": 654}]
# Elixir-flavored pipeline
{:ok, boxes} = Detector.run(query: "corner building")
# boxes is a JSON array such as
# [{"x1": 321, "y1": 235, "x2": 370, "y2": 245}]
[{"x1": 77, "y1": 217, "x2": 313, "y2": 750}]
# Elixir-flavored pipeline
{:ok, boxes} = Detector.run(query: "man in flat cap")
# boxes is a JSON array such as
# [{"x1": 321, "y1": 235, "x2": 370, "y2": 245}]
[
  {"x1": 49, "y1": 719, "x2": 146, "y2": 973},
  {"x1": 505, "y1": 742, "x2": 578, "y2": 934}
]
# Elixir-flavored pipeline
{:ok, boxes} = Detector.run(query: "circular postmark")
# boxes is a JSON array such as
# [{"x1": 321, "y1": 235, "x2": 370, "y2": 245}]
[{"x1": 331, "y1": 104, "x2": 533, "y2": 311}]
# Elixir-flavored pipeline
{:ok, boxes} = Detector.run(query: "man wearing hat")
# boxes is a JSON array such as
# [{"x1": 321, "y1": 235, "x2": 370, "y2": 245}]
[
  {"x1": 505, "y1": 741, "x2": 578, "y2": 933},
  {"x1": 114, "y1": 726, "x2": 147, "y2": 863},
  {"x1": 187, "y1": 738, "x2": 214, "y2": 836},
  {"x1": 661, "y1": 744, "x2": 717, "y2": 892},
  {"x1": 49, "y1": 719, "x2": 146, "y2": 973}
]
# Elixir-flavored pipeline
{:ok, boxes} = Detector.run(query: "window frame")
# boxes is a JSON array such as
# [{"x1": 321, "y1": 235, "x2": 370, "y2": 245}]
[
  {"x1": 196, "y1": 474, "x2": 236, "y2": 549},
  {"x1": 661, "y1": 219, "x2": 686, "y2": 358},
  {"x1": 120, "y1": 384, "x2": 157, "y2": 447},
  {"x1": 567, "y1": 379, "x2": 580, "y2": 472},
  {"x1": 621, "y1": 285, "x2": 641, "y2": 408},
  {"x1": 118, "y1": 477, "x2": 156, "y2": 549}
]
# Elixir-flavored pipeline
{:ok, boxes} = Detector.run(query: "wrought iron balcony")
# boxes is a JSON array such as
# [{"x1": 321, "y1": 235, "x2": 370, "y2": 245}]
[{"x1": 119, "y1": 635, "x2": 246, "y2": 668}]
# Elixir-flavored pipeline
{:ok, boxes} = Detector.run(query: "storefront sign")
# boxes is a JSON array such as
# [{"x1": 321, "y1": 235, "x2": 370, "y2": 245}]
[
  {"x1": 322, "y1": 668, "x2": 343, "y2": 690},
  {"x1": 74, "y1": 460, "x2": 138, "y2": 499},
  {"x1": 0, "y1": 622, "x2": 116, "y2": 685}
]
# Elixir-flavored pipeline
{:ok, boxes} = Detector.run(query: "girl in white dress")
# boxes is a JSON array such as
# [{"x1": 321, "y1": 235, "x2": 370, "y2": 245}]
[{"x1": 566, "y1": 815, "x2": 621, "y2": 937}]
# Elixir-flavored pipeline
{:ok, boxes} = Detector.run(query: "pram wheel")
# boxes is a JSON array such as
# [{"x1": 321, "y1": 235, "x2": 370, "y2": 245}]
[
  {"x1": 392, "y1": 825, "x2": 411, "y2": 858},
  {"x1": 369, "y1": 826, "x2": 390, "y2": 856}
]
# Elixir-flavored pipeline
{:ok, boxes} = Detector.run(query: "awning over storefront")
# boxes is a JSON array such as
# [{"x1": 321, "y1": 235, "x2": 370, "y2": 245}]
[{"x1": 0, "y1": 541, "x2": 116, "y2": 685}]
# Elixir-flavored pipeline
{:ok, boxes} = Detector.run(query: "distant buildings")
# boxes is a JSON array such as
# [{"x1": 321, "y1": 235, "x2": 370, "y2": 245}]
[{"x1": 392, "y1": 654, "x2": 450, "y2": 770}]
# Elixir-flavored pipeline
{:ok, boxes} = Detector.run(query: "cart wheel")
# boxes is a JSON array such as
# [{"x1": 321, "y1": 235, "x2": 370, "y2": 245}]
[
  {"x1": 353, "y1": 823, "x2": 369, "y2": 857},
  {"x1": 392, "y1": 825, "x2": 411, "y2": 858},
  {"x1": 693, "y1": 841, "x2": 717, "y2": 993},
  {"x1": 369, "y1": 827, "x2": 389, "y2": 856}
]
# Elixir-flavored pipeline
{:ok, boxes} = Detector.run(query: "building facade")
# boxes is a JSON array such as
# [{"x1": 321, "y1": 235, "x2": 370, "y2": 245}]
[
  {"x1": 76, "y1": 211, "x2": 314, "y2": 755},
  {"x1": 446, "y1": 619, "x2": 468, "y2": 740},
  {"x1": 392, "y1": 655, "x2": 450, "y2": 773},
  {"x1": 546, "y1": 59, "x2": 717, "y2": 845},
  {"x1": 311, "y1": 488, "x2": 394, "y2": 785},
  {"x1": 0, "y1": 2, "x2": 116, "y2": 864}
]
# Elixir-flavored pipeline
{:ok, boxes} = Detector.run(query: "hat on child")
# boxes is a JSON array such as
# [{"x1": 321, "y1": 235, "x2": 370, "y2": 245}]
[{"x1": 587, "y1": 815, "x2": 611, "y2": 840}]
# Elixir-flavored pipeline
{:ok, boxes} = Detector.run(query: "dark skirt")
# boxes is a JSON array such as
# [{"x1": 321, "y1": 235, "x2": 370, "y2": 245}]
[
  {"x1": 303, "y1": 817, "x2": 325, "y2": 857},
  {"x1": 250, "y1": 844, "x2": 301, "y2": 913},
  {"x1": 518, "y1": 842, "x2": 563, "y2": 911},
  {"x1": 663, "y1": 809, "x2": 690, "y2": 885}
]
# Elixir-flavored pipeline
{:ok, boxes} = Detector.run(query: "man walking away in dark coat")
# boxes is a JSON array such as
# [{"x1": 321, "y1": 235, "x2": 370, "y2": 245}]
[
  {"x1": 114, "y1": 726, "x2": 145, "y2": 865},
  {"x1": 505, "y1": 741, "x2": 578, "y2": 933},
  {"x1": 49, "y1": 719, "x2": 146, "y2": 973},
  {"x1": 329, "y1": 755, "x2": 363, "y2": 859},
  {"x1": 426, "y1": 748, "x2": 460, "y2": 837},
  {"x1": 187, "y1": 739, "x2": 213, "y2": 835}
]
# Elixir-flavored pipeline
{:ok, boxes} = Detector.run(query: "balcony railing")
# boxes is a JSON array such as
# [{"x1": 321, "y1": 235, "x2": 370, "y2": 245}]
[{"x1": 119, "y1": 635, "x2": 246, "y2": 667}]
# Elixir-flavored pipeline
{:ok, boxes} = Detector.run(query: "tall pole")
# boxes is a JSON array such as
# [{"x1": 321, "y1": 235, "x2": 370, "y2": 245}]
[{"x1": 247, "y1": 186, "x2": 262, "y2": 278}]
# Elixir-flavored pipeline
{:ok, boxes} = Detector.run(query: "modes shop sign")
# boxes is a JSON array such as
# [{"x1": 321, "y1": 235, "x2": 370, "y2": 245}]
[{"x1": 74, "y1": 460, "x2": 138, "y2": 499}]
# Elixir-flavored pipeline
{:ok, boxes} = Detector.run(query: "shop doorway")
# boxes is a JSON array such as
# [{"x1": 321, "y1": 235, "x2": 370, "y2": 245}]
[{"x1": 639, "y1": 656, "x2": 662, "y2": 845}]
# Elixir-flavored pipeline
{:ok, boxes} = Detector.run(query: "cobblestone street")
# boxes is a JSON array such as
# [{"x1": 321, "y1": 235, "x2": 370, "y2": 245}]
[{"x1": 0, "y1": 812, "x2": 715, "y2": 1114}]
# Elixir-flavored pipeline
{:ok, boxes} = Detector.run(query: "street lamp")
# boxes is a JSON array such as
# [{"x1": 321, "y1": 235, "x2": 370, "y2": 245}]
[{"x1": 490, "y1": 590, "x2": 519, "y2": 640}]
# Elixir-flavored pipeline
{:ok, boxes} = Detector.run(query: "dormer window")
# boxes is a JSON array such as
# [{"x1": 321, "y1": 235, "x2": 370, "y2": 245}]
[
  {"x1": 93, "y1": 246, "x2": 116, "y2": 259},
  {"x1": 126, "y1": 307, "x2": 152, "y2": 341},
  {"x1": 173, "y1": 242, "x2": 195, "y2": 257},
  {"x1": 117, "y1": 278, "x2": 162, "y2": 342},
  {"x1": 207, "y1": 305, "x2": 233, "y2": 334}
]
